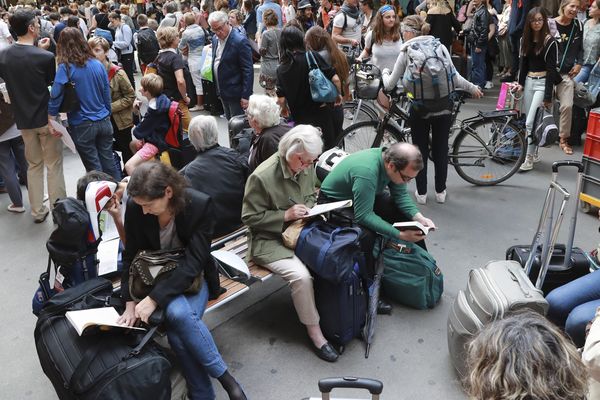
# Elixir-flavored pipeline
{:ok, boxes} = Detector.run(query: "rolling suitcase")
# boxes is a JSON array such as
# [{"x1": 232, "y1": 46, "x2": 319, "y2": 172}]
[
  {"x1": 506, "y1": 161, "x2": 589, "y2": 294},
  {"x1": 447, "y1": 260, "x2": 549, "y2": 377},
  {"x1": 309, "y1": 377, "x2": 383, "y2": 400},
  {"x1": 314, "y1": 264, "x2": 367, "y2": 349}
]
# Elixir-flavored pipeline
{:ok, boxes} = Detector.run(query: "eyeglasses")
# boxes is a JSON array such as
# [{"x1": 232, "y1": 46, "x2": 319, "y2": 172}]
[
  {"x1": 531, "y1": 18, "x2": 545, "y2": 24},
  {"x1": 298, "y1": 154, "x2": 318, "y2": 167},
  {"x1": 399, "y1": 170, "x2": 417, "y2": 182},
  {"x1": 211, "y1": 22, "x2": 228, "y2": 32}
]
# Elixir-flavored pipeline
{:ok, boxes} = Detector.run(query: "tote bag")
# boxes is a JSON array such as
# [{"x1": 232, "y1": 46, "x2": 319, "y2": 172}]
[{"x1": 305, "y1": 51, "x2": 338, "y2": 103}]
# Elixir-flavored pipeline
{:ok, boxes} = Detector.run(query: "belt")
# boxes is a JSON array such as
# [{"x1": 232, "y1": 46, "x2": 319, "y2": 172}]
[{"x1": 527, "y1": 72, "x2": 546, "y2": 79}]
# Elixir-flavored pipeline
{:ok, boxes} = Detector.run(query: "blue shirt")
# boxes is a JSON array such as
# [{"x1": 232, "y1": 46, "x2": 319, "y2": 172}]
[
  {"x1": 256, "y1": 0, "x2": 283, "y2": 32},
  {"x1": 48, "y1": 58, "x2": 111, "y2": 126}
]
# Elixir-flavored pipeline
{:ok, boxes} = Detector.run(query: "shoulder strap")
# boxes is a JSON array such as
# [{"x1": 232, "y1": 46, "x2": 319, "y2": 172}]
[
  {"x1": 559, "y1": 20, "x2": 576, "y2": 70},
  {"x1": 108, "y1": 64, "x2": 122, "y2": 81},
  {"x1": 305, "y1": 50, "x2": 318, "y2": 70}
]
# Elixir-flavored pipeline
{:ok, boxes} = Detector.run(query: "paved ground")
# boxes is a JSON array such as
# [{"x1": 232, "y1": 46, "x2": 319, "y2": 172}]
[{"x1": 1, "y1": 77, "x2": 599, "y2": 399}]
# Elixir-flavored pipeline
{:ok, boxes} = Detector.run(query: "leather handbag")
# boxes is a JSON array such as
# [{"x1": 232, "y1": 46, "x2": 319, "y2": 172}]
[
  {"x1": 58, "y1": 63, "x2": 80, "y2": 113},
  {"x1": 129, "y1": 249, "x2": 202, "y2": 302},
  {"x1": 305, "y1": 51, "x2": 338, "y2": 103}
]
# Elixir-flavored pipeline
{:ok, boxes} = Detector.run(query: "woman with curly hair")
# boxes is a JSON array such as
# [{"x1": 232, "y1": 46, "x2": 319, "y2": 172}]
[
  {"x1": 465, "y1": 310, "x2": 588, "y2": 400},
  {"x1": 48, "y1": 27, "x2": 119, "y2": 179}
]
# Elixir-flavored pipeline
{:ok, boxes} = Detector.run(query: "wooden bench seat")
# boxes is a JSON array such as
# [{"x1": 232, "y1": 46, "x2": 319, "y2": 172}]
[{"x1": 206, "y1": 227, "x2": 273, "y2": 312}]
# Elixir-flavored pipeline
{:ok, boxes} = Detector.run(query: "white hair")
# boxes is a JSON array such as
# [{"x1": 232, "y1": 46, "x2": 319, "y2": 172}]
[
  {"x1": 188, "y1": 115, "x2": 219, "y2": 152},
  {"x1": 247, "y1": 94, "x2": 281, "y2": 129},
  {"x1": 208, "y1": 10, "x2": 228, "y2": 25},
  {"x1": 278, "y1": 125, "x2": 323, "y2": 162}
]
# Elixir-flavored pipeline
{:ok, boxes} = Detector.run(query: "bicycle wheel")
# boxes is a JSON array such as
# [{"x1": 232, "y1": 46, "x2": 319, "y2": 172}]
[
  {"x1": 336, "y1": 120, "x2": 405, "y2": 154},
  {"x1": 342, "y1": 100, "x2": 378, "y2": 129},
  {"x1": 452, "y1": 118, "x2": 526, "y2": 186}
]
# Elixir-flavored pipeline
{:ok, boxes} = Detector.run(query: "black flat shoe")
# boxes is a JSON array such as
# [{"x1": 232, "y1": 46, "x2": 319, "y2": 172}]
[
  {"x1": 377, "y1": 299, "x2": 393, "y2": 315},
  {"x1": 315, "y1": 342, "x2": 339, "y2": 362}
]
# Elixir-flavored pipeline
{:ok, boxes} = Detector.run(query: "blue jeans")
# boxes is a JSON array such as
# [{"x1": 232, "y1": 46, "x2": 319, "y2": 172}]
[
  {"x1": 71, "y1": 117, "x2": 119, "y2": 179},
  {"x1": 470, "y1": 46, "x2": 487, "y2": 88},
  {"x1": 546, "y1": 269, "x2": 600, "y2": 347},
  {"x1": 220, "y1": 99, "x2": 244, "y2": 120},
  {"x1": 574, "y1": 64, "x2": 593, "y2": 84},
  {"x1": 165, "y1": 282, "x2": 228, "y2": 400}
]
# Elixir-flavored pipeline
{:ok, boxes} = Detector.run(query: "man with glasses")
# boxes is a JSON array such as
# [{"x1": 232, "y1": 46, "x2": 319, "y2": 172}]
[
  {"x1": 208, "y1": 11, "x2": 254, "y2": 120},
  {"x1": 0, "y1": 9, "x2": 66, "y2": 223},
  {"x1": 318, "y1": 143, "x2": 436, "y2": 247}
]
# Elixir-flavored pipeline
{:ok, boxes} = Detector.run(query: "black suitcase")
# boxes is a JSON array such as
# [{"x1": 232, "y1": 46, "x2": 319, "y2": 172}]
[
  {"x1": 201, "y1": 79, "x2": 223, "y2": 116},
  {"x1": 314, "y1": 266, "x2": 367, "y2": 349},
  {"x1": 506, "y1": 244, "x2": 590, "y2": 294},
  {"x1": 506, "y1": 161, "x2": 588, "y2": 295},
  {"x1": 35, "y1": 278, "x2": 172, "y2": 400}
]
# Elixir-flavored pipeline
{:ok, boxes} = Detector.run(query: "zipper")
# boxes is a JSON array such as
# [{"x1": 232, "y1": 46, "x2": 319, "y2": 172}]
[
  {"x1": 41, "y1": 282, "x2": 112, "y2": 319},
  {"x1": 43, "y1": 317, "x2": 78, "y2": 389}
]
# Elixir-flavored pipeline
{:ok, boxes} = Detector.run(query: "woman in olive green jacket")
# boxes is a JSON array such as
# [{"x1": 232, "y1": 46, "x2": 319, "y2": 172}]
[
  {"x1": 241, "y1": 125, "x2": 341, "y2": 363},
  {"x1": 89, "y1": 36, "x2": 136, "y2": 164}
]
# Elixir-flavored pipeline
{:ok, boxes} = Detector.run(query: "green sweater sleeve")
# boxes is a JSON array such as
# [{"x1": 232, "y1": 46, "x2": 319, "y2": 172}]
[
  {"x1": 352, "y1": 176, "x2": 401, "y2": 239},
  {"x1": 389, "y1": 182, "x2": 419, "y2": 218}
]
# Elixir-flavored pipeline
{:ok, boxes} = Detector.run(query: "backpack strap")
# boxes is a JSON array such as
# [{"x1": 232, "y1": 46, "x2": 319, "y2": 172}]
[{"x1": 108, "y1": 64, "x2": 122, "y2": 81}]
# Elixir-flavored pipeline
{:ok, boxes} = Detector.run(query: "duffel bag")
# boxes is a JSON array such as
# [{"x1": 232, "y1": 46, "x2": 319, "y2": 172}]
[
  {"x1": 34, "y1": 278, "x2": 172, "y2": 400},
  {"x1": 295, "y1": 220, "x2": 362, "y2": 283},
  {"x1": 375, "y1": 238, "x2": 443, "y2": 309}
]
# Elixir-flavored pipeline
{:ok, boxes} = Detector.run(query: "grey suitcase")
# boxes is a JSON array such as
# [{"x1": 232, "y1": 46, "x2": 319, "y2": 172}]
[{"x1": 447, "y1": 260, "x2": 548, "y2": 376}]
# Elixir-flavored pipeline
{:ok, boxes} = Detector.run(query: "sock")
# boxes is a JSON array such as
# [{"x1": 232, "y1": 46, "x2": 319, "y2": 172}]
[{"x1": 217, "y1": 370, "x2": 247, "y2": 400}]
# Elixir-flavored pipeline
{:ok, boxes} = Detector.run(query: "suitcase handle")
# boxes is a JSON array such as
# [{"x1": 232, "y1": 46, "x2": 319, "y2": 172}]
[
  {"x1": 319, "y1": 377, "x2": 383, "y2": 395},
  {"x1": 552, "y1": 160, "x2": 584, "y2": 173}
]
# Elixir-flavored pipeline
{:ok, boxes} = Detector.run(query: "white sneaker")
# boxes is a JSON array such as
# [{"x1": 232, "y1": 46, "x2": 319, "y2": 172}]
[
  {"x1": 533, "y1": 150, "x2": 541, "y2": 163},
  {"x1": 344, "y1": 110, "x2": 354, "y2": 120},
  {"x1": 7, "y1": 204, "x2": 25, "y2": 213},
  {"x1": 435, "y1": 190, "x2": 447, "y2": 203},
  {"x1": 484, "y1": 81, "x2": 494, "y2": 90},
  {"x1": 415, "y1": 190, "x2": 427, "y2": 204},
  {"x1": 188, "y1": 105, "x2": 204, "y2": 112},
  {"x1": 520, "y1": 155, "x2": 534, "y2": 171}
]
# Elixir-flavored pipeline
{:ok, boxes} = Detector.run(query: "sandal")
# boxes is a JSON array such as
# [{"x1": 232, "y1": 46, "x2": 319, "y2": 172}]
[{"x1": 559, "y1": 138, "x2": 573, "y2": 155}]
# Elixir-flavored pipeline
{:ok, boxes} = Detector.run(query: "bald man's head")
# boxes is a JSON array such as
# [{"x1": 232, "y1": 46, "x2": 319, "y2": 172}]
[{"x1": 384, "y1": 143, "x2": 424, "y2": 172}]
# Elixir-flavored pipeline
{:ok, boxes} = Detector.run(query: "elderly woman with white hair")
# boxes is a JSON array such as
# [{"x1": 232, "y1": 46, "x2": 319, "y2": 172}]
[
  {"x1": 241, "y1": 125, "x2": 340, "y2": 363},
  {"x1": 246, "y1": 94, "x2": 291, "y2": 172},
  {"x1": 182, "y1": 115, "x2": 249, "y2": 238}
]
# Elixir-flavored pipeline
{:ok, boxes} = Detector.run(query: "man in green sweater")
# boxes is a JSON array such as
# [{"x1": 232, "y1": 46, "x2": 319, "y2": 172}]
[{"x1": 319, "y1": 143, "x2": 436, "y2": 244}]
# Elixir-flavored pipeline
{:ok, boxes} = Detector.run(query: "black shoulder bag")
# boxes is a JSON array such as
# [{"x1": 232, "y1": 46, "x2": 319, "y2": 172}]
[{"x1": 58, "y1": 63, "x2": 80, "y2": 113}]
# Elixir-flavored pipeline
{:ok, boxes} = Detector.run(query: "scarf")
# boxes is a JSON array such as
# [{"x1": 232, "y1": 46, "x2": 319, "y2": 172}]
[{"x1": 341, "y1": 3, "x2": 360, "y2": 20}]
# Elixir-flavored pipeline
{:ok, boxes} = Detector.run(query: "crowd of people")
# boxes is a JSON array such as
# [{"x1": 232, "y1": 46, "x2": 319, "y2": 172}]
[{"x1": 0, "y1": 0, "x2": 600, "y2": 398}]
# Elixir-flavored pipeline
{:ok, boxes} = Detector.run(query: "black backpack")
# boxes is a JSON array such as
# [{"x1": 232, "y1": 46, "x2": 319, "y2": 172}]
[
  {"x1": 46, "y1": 198, "x2": 100, "y2": 267},
  {"x1": 136, "y1": 28, "x2": 160, "y2": 65},
  {"x1": 326, "y1": 10, "x2": 347, "y2": 34}
]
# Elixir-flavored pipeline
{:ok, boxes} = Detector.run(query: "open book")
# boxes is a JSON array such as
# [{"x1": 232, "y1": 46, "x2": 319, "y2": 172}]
[
  {"x1": 393, "y1": 221, "x2": 434, "y2": 236},
  {"x1": 303, "y1": 199, "x2": 353, "y2": 218},
  {"x1": 66, "y1": 307, "x2": 146, "y2": 336}
]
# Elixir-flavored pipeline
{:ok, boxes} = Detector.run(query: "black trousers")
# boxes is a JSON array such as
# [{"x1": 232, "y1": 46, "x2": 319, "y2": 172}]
[
  {"x1": 409, "y1": 112, "x2": 451, "y2": 195},
  {"x1": 509, "y1": 32, "x2": 521, "y2": 76},
  {"x1": 120, "y1": 52, "x2": 136, "y2": 89},
  {"x1": 111, "y1": 118, "x2": 133, "y2": 165}
]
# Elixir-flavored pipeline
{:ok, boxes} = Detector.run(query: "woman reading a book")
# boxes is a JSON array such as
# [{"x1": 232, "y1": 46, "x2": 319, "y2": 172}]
[
  {"x1": 117, "y1": 161, "x2": 247, "y2": 400},
  {"x1": 241, "y1": 126, "x2": 341, "y2": 363}
]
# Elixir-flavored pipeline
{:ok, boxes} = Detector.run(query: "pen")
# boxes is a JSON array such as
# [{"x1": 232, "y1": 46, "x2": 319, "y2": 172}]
[{"x1": 288, "y1": 197, "x2": 297, "y2": 205}]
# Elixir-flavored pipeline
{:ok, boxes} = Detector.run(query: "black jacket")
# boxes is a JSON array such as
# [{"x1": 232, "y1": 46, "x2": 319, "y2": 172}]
[
  {"x1": 122, "y1": 188, "x2": 221, "y2": 308},
  {"x1": 181, "y1": 145, "x2": 248, "y2": 238},
  {"x1": 469, "y1": 5, "x2": 490, "y2": 49},
  {"x1": 248, "y1": 123, "x2": 291, "y2": 173}
]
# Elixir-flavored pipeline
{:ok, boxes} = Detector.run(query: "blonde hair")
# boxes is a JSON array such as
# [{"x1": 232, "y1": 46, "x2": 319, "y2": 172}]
[
  {"x1": 140, "y1": 73, "x2": 164, "y2": 97},
  {"x1": 88, "y1": 35, "x2": 110, "y2": 52},
  {"x1": 558, "y1": 0, "x2": 580, "y2": 16},
  {"x1": 465, "y1": 310, "x2": 588, "y2": 400},
  {"x1": 156, "y1": 26, "x2": 179, "y2": 49},
  {"x1": 184, "y1": 11, "x2": 195, "y2": 26}
]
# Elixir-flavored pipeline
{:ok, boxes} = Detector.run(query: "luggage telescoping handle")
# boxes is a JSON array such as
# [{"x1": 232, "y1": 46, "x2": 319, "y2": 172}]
[
  {"x1": 319, "y1": 377, "x2": 383, "y2": 400},
  {"x1": 551, "y1": 161, "x2": 585, "y2": 271}
]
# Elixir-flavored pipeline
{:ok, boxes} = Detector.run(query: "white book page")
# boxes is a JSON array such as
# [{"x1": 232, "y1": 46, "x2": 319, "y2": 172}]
[{"x1": 305, "y1": 200, "x2": 353, "y2": 218}]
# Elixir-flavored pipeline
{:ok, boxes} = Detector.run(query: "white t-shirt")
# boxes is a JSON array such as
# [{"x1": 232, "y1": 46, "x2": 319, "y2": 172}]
[
  {"x1": 333, "y1": 11, "x2": 362, "y2": 43},
  {"x1": 0, "y1": 20, "x2": 11, "y2": 49},
  {"x1": 364, "y1": 31, "x2": 403, "y2": 72}
]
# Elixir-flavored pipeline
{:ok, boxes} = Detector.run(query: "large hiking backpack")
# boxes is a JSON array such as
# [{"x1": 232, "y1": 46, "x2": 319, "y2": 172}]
[
  {"x1": 136, "y1": 28, "x2": 160, "y2": 65},
  {"x1": 401, "y1": 36, "x2": 456, "y2": 114}
]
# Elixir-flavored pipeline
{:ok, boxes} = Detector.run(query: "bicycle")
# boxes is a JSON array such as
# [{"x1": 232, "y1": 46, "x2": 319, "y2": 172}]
[
  {"x1": 341, "y1": 61, "x2": 382, "y2": 129},
  {"x1": 337, "y1": 89, "x2": 527, "y2": 186}
]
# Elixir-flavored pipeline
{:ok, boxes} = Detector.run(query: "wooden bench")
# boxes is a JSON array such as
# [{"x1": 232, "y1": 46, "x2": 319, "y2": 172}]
[{"x1": 206, "y1": 227, "x2": 273, "y2": 313}]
